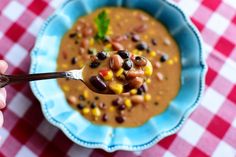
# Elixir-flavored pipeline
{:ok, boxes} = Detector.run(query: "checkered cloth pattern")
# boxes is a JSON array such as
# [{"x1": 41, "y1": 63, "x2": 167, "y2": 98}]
[{"x1": 0, "y1": 0, "x2": 235, "y2": 156}]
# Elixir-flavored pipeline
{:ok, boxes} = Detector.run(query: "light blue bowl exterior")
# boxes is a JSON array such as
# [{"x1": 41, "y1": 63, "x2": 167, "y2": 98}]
[{"x1": 30, "y1": 0, "x2": 207, "y2": 152}]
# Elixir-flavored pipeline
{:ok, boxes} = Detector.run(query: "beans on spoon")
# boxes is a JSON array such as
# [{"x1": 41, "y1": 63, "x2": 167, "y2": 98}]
[
  {"x1": 82, "y1": 50, "x2": 153, "y2": 94},
  {"x1": 0, "y1": 50, "x2": 152, "y2": 95}
]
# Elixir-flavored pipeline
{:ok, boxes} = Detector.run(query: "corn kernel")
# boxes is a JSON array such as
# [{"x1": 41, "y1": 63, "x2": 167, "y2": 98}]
[
  {"x1": 103, "y1": 70, "x2": 113, "y2": 81},
  {"x1": 144, "y1": 93, "x2": 151, "y2": 101},
  {"x1": 92, "y1": 107, "x2": 101, "y2": 117},
  {"x1": 77, "y1": 33, "x2": 82, "y2": 38},
  {"x1": 167, "y1": 60, "x2": 174, "y2": 65},
  {"x1": 105, "y1": 9, "x2": 111, "y2": 14},
  {"x1": 109, "y1": 106, "x2": 115, "y2": 112},
  {"x1": 115, "y1": 68, "x2": 124, "y2": 77},
  {"x1": 115, "y1": 15, "x2": 121, "y2": 20},
  {"x1": 144, "y1": 66, "x2": 153, "y2": 76},
  {"x1": 150, "y1": 51, "x2": 156, "y2": 57},
  {"x1": 109, "y1": 82, "x2": 123, "y2": 94},
  {"x1": 138, "y1": 51, "x2": 143, "y2": 56},
  {"x1": 89, "y1": 38, "x2": 94, "y2": 46},
  {"x1": 82, "y1": 107, "x2": 90, "y2": 114},
  {"x1": 124, "y1": 99, "x2": 132, "y2": 108},
  {"x1": 83, "y1": 90, "x2": 89, "y2": 99},
  {"x1": 106, "y1": 26, "x2": 113, "y2": 35},
  {"x1": 146, "y1": 78, "x2": 151, "y2": 84},
  {"x1": 130, "y1": 89, "x2": 137, "y2": 95},
  {"x1": 62, "y1": 86, "x2": 70, "y2": 92},
  {"x1": 119, "y1": 74, "x2": 125, "y2": 80},
  {"x1": 132, "y1": 49, "x2": 139, "y2": 55},
  {"x1": 105, "y1": 43, "x2": 112, "y2": 49}
]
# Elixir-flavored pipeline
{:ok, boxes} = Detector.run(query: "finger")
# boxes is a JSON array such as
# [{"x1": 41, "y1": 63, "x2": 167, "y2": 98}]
[
  {"x1": 0, "y1": 60, "x2": 8, "y2": 74},
  {"x1": 0, "y1": 111, "x2": 3, "y2": 127},
  {"x1": 0, "y1": 88, "x2": 6, "y2": 109}
]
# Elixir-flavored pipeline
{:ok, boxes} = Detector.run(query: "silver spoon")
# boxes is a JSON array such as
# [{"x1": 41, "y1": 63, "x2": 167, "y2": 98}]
[
  {"x1": 0, "y1": 69, "x2": 84, "y2": 88},
  {"x1": 0, "y1": 53, "x2": 152, "y2": 94}
]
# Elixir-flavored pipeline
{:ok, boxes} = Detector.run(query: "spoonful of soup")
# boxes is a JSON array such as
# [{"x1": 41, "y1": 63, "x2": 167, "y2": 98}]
[{"x1": 0, "y1": 50, "x2": 152, "y2": 94}]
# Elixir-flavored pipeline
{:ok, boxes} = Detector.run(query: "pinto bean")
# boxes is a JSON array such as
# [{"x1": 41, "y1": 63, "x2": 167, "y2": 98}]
[
  {"x1": 111, "y1": 42, "x2": 124, "y2": 51},
  {"x1": 82, "y1": 28, "x2": 93, "y2": 37},
  {"x1": 134, "y1": 56, "x2": 147, "y2": 66},
  {"x1": 131, "y1": 95, "x2": 144, "y2": 104},
  {"x1": 126, "y1": 70, "x2": 144, "y2": 79},
  {"x1": 67, "y1": 95, "x2": 77, "y2": 105},
  {"x1": 112, "y1": 35, "x2": 127, "y2": 42},
  {"x1": 133, "y1": 24, "x2": 148, "y2": 33},
  {"x1": 80, "y1": 39, "x2": 89, "y2": 48},
  {"x1": 128, "y1": 77, "x2": 144, "y2": 89},
  {"x1": 109, "y1": 54, "x2": 124, "y2": 70}
]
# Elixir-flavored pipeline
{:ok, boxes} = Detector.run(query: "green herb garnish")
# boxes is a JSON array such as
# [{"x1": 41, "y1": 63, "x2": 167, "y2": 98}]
[{"x1": 95, "y1": 10, "x2": 110, "y2": 40}]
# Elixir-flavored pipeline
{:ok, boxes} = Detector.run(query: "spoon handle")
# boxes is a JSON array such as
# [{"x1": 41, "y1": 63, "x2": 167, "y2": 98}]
[{"x1": 0, "y1": 72, "x2": 68, "y2": 88}]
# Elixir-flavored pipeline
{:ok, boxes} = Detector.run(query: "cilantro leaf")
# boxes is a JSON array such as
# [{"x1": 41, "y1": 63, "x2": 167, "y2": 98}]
[{"x1": 95, "y1": 10, "x2": 110, "y2": 40}]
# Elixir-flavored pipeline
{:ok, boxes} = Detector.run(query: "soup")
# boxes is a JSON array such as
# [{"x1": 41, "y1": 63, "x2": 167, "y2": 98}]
[{"x1": 57, "y1": 7, "x2": 181, "y2": 127}]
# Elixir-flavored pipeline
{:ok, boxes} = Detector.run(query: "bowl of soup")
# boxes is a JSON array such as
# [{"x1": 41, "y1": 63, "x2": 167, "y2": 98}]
[{"x1": 30, "y1": 0, "x2": 207, "y2": 152}]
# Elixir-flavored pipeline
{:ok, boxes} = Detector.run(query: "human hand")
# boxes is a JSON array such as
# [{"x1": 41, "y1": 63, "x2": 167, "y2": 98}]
[{"x1": 0, "y1": 60, "x2": 8, "y2": 127}]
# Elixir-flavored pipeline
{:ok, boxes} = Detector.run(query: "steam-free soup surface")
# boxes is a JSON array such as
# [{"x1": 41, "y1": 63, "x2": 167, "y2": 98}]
[{"x1": 57, "y1": 7, "x2": 181, "y2": 127}]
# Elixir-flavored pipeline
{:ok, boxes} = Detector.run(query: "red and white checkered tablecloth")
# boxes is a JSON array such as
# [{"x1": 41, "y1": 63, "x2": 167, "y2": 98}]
[{"x1": 0, "y1": 0, "x2": 236, "y2": 156}]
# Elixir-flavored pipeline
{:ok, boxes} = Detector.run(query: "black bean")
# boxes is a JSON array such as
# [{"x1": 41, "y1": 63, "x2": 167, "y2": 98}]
[
  {"x1": 160, "y1": 54, "x2": 168, "y2": 62},
  {"x1": 102, "y1": 114, "x2": 108, "y2": 122},
  {"x1": 90, "y1": 102, "x2": 96, "y2": 109},
  {"x1": 118, "y1": 104, "x2": 126, "y2": 110},
  {"x1": 88, "y1": 49, "x2": 93, "y2": 54},
  {"x1": 112, "y1": 98, "x2": 122, "y2": 106},
  {"x1": 77, "y1": 104, "x2": 84, "y2": 110},
  {"x1": 137, "y1": 88, "x2": 143, "y2": 95},
  {"x1": 140, "y1": 83, "x2": 148, "y2": 93},
  {"x1": 154, "y1": 102, "x2": 159, "y2": 106},
  {"x1": 79, "y1": 95, "x2": 85, "y2": 101},
  {"x1": 71, "y1": 57, "x2": 77, "y2": 65},
  {"x1": 117, "y1": 50, "x2": 130, "y2": 59},
  {"x1": 90, "y1": 60, "x2": 100, "y2": 68},
  {"x1": 131, "y1": 34, "x2": 140, "y2": 42},
  {"x1": 122, "y1": 59, "x2": 133, "y2": 70},
  {"x1": 96, "y1": 51, "x2": 107, "y2": 60},
  {"x1": 136, "y1": 42, "x2": 148, "y2": 50},
  {"x1": 94, "y1": 96, "x2": 99, "y2": 100},
  {"x1": 69, "y1": 33, "x2": 77, "y2": 38},
  {"x1": 75, "y1": 40, "x2": 79, "y2": 44},
  {"x1": 88, "y1": 48, "x2": 97, "y2": 55},
  {"x1": 103, "y1": 36, "x2": 110, "y2": 43},
  {"x1": 115, "y1": 116, "x2": 125, "y2": 123},
  {"x1": 146, "y1": 47, "x2": 151, "y2": 53},
  {"x1": 89, "y1": 76, "x2": 107, "y2": 91},
  {"x1": 151, "y1": 38, "x2": 157, "y2": 45}
]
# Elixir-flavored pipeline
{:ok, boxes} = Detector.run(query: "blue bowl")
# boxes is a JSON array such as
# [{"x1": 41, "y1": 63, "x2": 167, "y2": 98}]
[{"x1": 30, "y1": 0, "x2": 207, "y2": 152}]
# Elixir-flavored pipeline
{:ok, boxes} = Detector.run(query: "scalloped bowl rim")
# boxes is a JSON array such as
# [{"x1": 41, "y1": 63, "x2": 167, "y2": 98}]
[{"x1": 29, "y1": 0, "x2": 207, "y2": 152}]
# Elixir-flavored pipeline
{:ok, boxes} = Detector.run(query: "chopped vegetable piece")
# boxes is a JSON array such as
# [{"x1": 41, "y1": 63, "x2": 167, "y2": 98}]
[
  {"x1": 144, "y1": 93, "x2": 151, "y2": 101},
  {"x1": 115, "y1": 68, "x2": 124, "y2": 77},
  {"x1": 92, "y1": 107, "x2": 101, "y2": 117},
  {"x1": 82, "y1": 107, "x2": 90, "y2": 114},
  {"x1": 144, "y1": 66, "x2": 153, "y2": 76},
  {"x1": 124, "y1": 99, "x2": 132, "y2": 108},
  {"x1": 109, "y1": 82, "x2": 123, "y2": 94}
]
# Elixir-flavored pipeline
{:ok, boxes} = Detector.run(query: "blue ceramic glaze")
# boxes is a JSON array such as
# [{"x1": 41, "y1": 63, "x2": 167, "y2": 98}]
[{"x1": 30, "y1": 0, "x2": 207, "y2": 152}]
